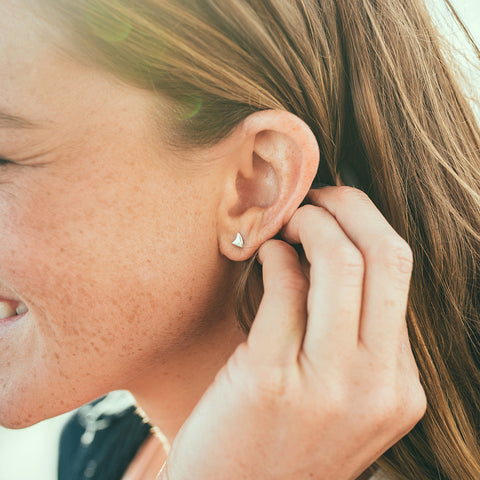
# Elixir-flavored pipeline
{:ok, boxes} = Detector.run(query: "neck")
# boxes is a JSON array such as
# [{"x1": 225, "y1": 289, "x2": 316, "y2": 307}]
[{"x1": 125, "y1": 311, "x2": 247, "y2": 446}]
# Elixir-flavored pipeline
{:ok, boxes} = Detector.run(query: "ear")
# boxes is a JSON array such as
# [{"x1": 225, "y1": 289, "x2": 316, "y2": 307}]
[{"x1": 217, "y1": 110, "x2": 319, "y2": 260}]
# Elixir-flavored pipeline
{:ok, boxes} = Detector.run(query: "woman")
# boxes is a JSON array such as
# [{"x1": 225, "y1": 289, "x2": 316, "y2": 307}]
[{"x1": 1, "y1": 0, "x2": 479, "y2": 478}]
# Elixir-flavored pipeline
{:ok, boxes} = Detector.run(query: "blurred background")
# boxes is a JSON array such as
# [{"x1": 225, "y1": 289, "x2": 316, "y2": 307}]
[{"x1": 0, "y1": 1, "x2": 479, "y2": 479}]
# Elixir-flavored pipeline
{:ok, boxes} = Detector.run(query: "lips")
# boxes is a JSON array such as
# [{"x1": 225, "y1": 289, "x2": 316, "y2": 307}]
[{"x1": 0, "y1": 299, "x2": 28, "y2": 320}]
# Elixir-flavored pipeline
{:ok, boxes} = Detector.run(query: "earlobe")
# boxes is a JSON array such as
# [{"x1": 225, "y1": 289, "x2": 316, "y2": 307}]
[{"x1": 218, "y1": 110, "x2": 319, "y2": 261}]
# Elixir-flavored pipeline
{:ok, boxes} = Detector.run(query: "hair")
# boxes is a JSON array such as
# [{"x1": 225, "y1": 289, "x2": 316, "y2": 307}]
[{"x1": 37, "y1": 0, "x2": 480, "y2": 478}]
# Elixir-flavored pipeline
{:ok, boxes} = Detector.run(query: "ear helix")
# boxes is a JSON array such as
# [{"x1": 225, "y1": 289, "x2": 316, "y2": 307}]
[{"x1": 232, "y1": 232, "x2": 244, "y2": 248}]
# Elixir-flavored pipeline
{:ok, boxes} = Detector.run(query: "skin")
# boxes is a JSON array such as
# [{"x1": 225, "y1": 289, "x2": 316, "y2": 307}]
[
  {"x1": 1, "y1": 2, "x2": 427, "y2": 479},
  {"x1": 0, "y1": 1, "x2": 249, "y2": 435},
  {"x1": 161, "y1": 196, "x2": 427, "y2": 480},
  {"x1": 0, "y1": 0, "x2": 316, "y2": 442}
]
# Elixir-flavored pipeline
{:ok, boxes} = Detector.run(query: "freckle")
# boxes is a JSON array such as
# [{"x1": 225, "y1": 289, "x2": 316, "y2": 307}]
[
  {"x1": 62, "y1": 293, "x2": 73, "y2": 305},
  {"x1": 68, "y1": 326, "x2": 80, "y2": 337}
]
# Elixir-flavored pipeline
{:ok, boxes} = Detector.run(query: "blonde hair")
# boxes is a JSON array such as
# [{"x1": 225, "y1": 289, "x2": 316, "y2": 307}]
[{"x1": 40, "y1": 0, "x2": 480, "y2": 478}]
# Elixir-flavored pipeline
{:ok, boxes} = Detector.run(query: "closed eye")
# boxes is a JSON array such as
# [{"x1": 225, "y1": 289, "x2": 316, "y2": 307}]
[{"x1": 0, "y1": 157, "x2": 13, "y2": 166}]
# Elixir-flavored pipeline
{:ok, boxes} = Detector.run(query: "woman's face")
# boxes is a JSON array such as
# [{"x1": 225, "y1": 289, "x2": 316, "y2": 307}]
[{"x1": 0, "y1": 1, "x2": 234, "y2": 427}]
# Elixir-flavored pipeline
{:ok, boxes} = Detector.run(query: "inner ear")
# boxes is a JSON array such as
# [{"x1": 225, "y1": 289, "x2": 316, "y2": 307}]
[{"x1": 229, "y1": 152, "x2": 279, "y2": 217}]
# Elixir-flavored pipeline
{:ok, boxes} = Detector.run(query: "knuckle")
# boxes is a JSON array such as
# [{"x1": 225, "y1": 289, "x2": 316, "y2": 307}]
[
  {"x1": 405, "y1": 382, "x2": 428, "y2": 422},
  {"x1": 374, "y1": 391, "x2": 400, "y2": 424},
  {"x1": 332, "y1": 244, "x2": 364, "y2": 277},
  {"x1": 364, "y1": 383, "x2": 404, "y2": 429},
  {"x1": 274, "y1": 270, "x2": 309, "y2": 296},
  {"x1": 336, "y1": 186, "x2": 372, "y2": 205},
  {"x1": 370, "y1": 380, "x2": 426, "y2": 432},
  {"x1": 371, "y1": 236, "x2": 414, "y2": 276},
  {"x1": 251, "y1": 366, "x2": 291, "y2": 407}
]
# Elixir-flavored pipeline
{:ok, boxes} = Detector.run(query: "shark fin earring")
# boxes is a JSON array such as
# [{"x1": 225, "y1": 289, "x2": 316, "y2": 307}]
[{"x1": 232, "y1": 232, "x2": 244, "y2": 248}]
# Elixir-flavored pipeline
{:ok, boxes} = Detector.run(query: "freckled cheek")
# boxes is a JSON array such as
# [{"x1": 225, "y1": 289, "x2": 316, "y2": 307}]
[
  {"x1": 1, "y1": 227, "x2": 153, "y2": 377},
  {"x1": 0, "y1": 180, "x2": 219, "y2": 352},
  {"x1": 0, "y1": 205, "x2": 109, "y2": 330},
  {"x1": 1, "y1": 208, "x2": 190, "y2": 333}
]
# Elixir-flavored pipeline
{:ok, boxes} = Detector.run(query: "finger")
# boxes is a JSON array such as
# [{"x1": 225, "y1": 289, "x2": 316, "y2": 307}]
[
  {"x1": 248, "y1": 240, "x2": 308, "y2": 364},
  {"x1": 308, "y1": 187, "x2": 414, "y2": 354},
  {"x1": 282, "y1": 205, "x2": 364, "y2": 359}
]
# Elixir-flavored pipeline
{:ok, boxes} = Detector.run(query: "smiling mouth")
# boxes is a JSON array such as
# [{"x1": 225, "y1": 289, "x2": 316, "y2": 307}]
[{"x1": 0, "y1": 300, "x2": 28, "y2": 320}]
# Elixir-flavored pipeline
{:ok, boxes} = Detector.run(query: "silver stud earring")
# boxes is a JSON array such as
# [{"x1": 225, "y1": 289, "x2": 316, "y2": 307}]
[{"x1": 232, "y1": 232, "x2": 244, "y2": 248}]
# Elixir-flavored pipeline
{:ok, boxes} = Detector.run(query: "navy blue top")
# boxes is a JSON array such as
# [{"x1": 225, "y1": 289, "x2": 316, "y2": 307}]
[{"x1": 58, "y1": 392, "x2": 152, "y2": 480}]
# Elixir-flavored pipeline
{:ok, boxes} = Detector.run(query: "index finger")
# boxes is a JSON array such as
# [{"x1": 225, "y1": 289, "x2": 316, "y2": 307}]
[
  {"x1": 306, "y1": 187, "x2": 399, "y2": 244},
  {"x1": 293, "y1": 187, "x2": 414, "y2": 352}
]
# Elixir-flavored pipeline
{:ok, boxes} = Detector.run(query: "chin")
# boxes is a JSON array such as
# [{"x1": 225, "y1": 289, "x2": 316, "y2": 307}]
[
  {"x1": 0, "y1": 415, "x2": 40, "y2": 430},
  {"x1": 0, "y1": 398, "x2": 85, "y2": 430},
  {"x1": 0, "y1": 383, "x2": 100, "y2": 431},
  {"x1": 0, "y1": 405, "x2": 49, "y2": 430}
]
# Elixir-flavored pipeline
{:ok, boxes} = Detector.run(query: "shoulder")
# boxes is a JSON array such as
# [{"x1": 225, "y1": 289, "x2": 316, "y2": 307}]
[{"x1": 58, "y1": 391, "x2": 152, "y2": 480}]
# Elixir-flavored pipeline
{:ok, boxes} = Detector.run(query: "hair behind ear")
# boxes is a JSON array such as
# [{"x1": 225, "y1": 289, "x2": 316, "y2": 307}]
[{"x1": 234, "y1": 255, "x2": 263, "y2": 334}]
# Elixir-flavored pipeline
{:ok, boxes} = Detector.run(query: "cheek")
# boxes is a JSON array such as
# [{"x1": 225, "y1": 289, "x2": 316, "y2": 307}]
[{"x1": 0, "y1": 173, "x2": 222, "y2": 428}]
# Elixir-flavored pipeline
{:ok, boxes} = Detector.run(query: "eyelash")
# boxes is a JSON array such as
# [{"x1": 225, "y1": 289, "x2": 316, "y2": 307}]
[{"x1": 0, "y1": 158, "x2": 13, "y2": 166}]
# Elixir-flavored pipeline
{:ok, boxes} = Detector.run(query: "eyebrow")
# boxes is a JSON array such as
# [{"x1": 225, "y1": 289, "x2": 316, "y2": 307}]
[{"x1": 0, "y1": 111, "x2": 41, "y2": 129}]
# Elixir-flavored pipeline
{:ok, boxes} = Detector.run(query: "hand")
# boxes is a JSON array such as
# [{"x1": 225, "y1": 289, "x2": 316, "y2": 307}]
[{"x1": 158, "y1": 186, "x2": 427, "y2": 480}]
